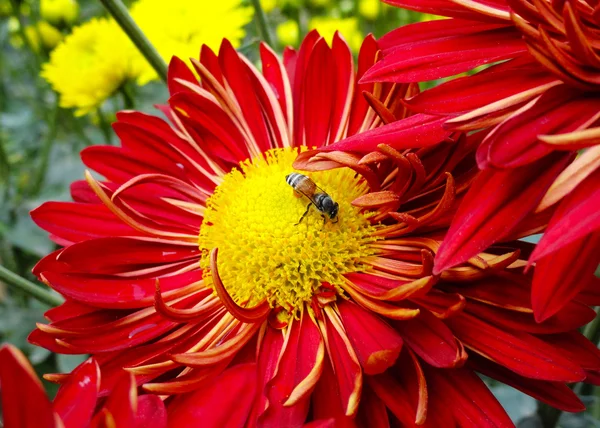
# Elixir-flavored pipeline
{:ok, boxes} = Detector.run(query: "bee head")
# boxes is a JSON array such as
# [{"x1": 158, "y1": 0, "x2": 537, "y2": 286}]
[
  {"x1": 329, "y1": 202, "x2": 339, "y2": 219},
  {"x1": 321, "y1": 197, "x2": 339, "y2": 219}
]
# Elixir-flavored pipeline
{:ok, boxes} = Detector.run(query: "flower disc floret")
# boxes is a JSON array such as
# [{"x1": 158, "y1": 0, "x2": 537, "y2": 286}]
[{"x1": 199, "y1": 148, "x2": 377, "y2": 313}]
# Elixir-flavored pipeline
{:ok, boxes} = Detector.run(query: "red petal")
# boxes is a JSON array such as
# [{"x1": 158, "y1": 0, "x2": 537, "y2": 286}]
[
  {"x1": 167, "y1": 363, "x2": 257, "y2": 427},
  {"x1": 470, "y1": 353, "x2": 584, "y2": 412},
  {"x1": 405, "y1": 58, "x2": 556, "y2": 115},
  {"x1": 31, "y1": 202, "x2": 140, "y2": 245},
  {"x1": 433, "y1": 153, "x2": 570, "y2": 274},
  {"x1": 135, "y1": 395, "x2": 167, "y2": 428},
  {"x1": 322, "y1": 307, "x2": 363, "y2": 417},
  {"x1": 337, "y1": 301, "x2": 403, "y2": 375},
  {"x1": 95, "y1": 372, "x2": 136, "y2": 427},
  {"x1": 0, "y1": 344, "x2": 57, "y2": 428},
  {"x1": 355, "y1": 383, "x2": 390, "y2": 428},
  {"x1": 41, "y1": 270, "x2": 203, "y2": 309},
  {"x1": 391, "y1": 309, "x2": 462, "y2": 368},
  {"x1": 532, "y1": 168, "x2": 600, "y2": 262},
  {"x1": 382, "y1": 0, "x2": 510, "y2": 20},
  {"x1": 258, "y1": 315, "x2": 318, "y2": 426},
  {"x1": 479, "y1": 88, "x2": 600, "y2": 168},
  {"x1": 532, "y1": 231, "x2": 600, "y2": 322},
  {"x1": 447, "y1": 312, "x2": 586, "y2": 382},
  {"x1": 425, "y1": 366, "x2": 513, "y2": 427},
  {"x1": 318, "y1": 114, "x2": 450, "y2": 154},
  {"x1": 364, "y1": 22, "x2": 526, "y2": 83},
  {"x1": 53, "y1": 359, "x2": 100, "y2": 427}
]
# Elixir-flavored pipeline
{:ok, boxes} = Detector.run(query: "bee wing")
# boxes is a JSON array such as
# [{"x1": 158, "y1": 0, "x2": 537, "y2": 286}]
[{"x1": 293, "y1": 178, "x2": 319, "y2": 204}]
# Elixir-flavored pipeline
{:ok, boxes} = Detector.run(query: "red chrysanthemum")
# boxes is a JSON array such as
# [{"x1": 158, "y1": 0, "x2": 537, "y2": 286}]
[
  {"x1": 0, "y1": 344, "x2": 166, "y2": 427},
  {"x1": 29, "y1": 32, "x2": 600, "y2": 426},
  {"x1": 360, "y1": 0, "x2": 600, "y2": 321}
]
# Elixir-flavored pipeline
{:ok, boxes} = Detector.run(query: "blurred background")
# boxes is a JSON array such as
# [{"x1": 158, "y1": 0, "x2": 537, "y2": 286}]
[{"x1": 0, "y1": 0, "x2": 598, "y2": 426}]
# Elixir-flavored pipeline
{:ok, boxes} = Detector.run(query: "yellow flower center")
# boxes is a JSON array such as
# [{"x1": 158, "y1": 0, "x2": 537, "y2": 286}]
[{"x1": 199, "y1": 148, "x2": 377, "y2": 314}]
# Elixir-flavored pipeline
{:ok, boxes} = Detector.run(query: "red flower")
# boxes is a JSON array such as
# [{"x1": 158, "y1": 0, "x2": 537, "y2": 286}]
[
  {"x1": 361, "y1": 0, "x2": 600, "y2": 321},
  {"x1": 0, "y1": 344, "x2": 166, "y2": 427},
  {"x1": 30, "y1": 32, "x2": 600, "y2": 426}
]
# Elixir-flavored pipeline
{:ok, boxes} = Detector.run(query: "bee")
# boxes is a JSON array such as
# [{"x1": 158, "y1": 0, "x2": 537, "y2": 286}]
[{"x1": 286, "y1": 172, "x2": 339, "y2": 225}]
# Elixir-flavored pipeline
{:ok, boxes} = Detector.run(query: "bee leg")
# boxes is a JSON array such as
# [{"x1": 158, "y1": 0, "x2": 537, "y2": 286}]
[
  {"x1": 295, "y1": 203, "x2": 312, "y2": 226},
  {"x1": 321, "y1": 214, "x2": 326, "y2": 225},
  {"x1": 332, "y1": 217, "x2": 339, "y2": 224}
]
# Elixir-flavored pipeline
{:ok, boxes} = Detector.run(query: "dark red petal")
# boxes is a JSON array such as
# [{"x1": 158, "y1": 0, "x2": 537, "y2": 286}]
[
  {"x1": 167, "y1": 56, "x2": 198, "y2": 95},
  {"x1": 464, "y1": 298, "x2": 596, "y2": 335},
  {"x1": 382, "y1": 0, "x2": 510, "y2": 21},
  {"x1": 134, "y1": 395, "x2": 167, "y2": 428},
  {"x1": 480, "y1": 88, "x2": 600, "y2": 168},
  {"x1": 542, "y1": 331, "x2": 600, "y2": 372},
  {"x1": 368, "y1": 372, "x2": 419, "y2": 426},
  {"x1": 317, "y1": 114, "x2": 450, "y2": 154},
  {"x1": 337, "y1": 301, "x2": 403, "y2": 375},
  {"x1": 364, "y1": 23, "x2": 526, "y2": 83},
  {"x1": 425, "y1": 366, "x2": 513, "y2": 427},
  {"x1": 405, "y1": 58, "x2": 556, "y2": 115},
  {"x1": 447, "y1": 312, "x2": 586, "y2": 382},
  {"x1": 53, "y1": 359, "x2": 100, "y2": 427},
  {"x1": 249, "y1": 327, "x2": 284, "y2": 425},
  {"x1": 355, "y1": 383, "x2": 390, "y2": 428},
  {"x1": 31, "y1": 202, "x2": 139, "y2": 245},
  {"x1": 41, "y1": 270, "x2": 203, "y2": 309},
  {"x1": 167, "y1": 363, "x2": 257, "y2": 427},
  {"x1": 322, "y1": 307, "x2": 363, "y2": 417},
  {"x1": 0, "y1": 344, "x2": 57, "y2": 428},
  {"x1": 391, "y1": 309, "x2": 462, "y2": 368},
  {"x1": 531, "y1": 168, "x2": 600, "y2": 262},
  {"x1": 469, "y1": 353, "x2": 584, "y2": 412},
  {"x1": 218, "y1": 40, "x2": 273, "y2": 154},
  {"x1": 433, "y1": 153, "x2": 570, "y2": 274},
  {"x1": 259, "y1": 313, "x2": 321, "y2": 426},
  {"x1": 532, "y1": 231, "x2": 600, "y2": 322}
]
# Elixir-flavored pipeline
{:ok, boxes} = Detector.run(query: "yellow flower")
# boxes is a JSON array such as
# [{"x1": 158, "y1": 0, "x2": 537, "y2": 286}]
[
  {"x1": 41, "y1": 18, "x2": 140, "y2": 116},
  {"x1": 308, "y1": 16, "x2": 363, "y2": 52},
  {"x1": 276, "y1": 20, "x2": 299, "y2": 47},
  {"x1": 359, "y1": 0, "x2": 380, "y2": 20},
  {"x1": 9, "y1": 20, "x2": 63, "y2": 52},
  {"x1": 260, "y1": 0, "x2": 277, "y2": 13},
  {"x1": 40, "y1": 0, "x2": 79, "y2": 26},
  {"x1": 130, "y1": 0, "x2": 253, "y2": 84}
]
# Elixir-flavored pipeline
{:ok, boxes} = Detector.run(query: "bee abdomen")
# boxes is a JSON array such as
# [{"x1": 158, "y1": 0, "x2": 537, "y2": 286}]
[{"x1": 286, "y1": 172, "x2": 306, "y2": 188}]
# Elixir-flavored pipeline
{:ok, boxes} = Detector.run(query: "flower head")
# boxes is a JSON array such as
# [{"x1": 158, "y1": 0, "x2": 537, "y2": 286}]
[
  {"x1": 362, "y1": 0, "x2": 600, "y2": 321},
  {"x1": 0, "y1": 344, "x2": 166, "y2": 427},
  {"x1": 31, "y1": 32, "x2": 600, "y2": 425},
  {"x1": 42, "y1": 18, "x2": 140, "y2": 115},
  {"x1": 130, "y1": 0, "x2": 253, "y2": 84},
  {"x1": 40, "y1": 0, "x2": 79, "y2": 26}
]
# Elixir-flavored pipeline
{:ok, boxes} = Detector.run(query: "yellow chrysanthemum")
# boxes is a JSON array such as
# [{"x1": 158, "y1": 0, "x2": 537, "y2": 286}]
[
  {"x1": 40, "y1": 0, "x2": 79, "y2": 26},
  {"x1": 308, "y1": 16, "x2": 363, "y2": 52},
  {"x1": 359, "y1": 0, "x2": 380, "y2": 20},
  {"x1": 130, "y1": 0, "x2": 253, "y2": 84},
  {"x1": 276, "y1": 20, "x2": 299, "y2": 47},
  {"x1": 41, "y1": 18, "x2": 141, "y2": 116},
  {"x1": 260, "y1": 0, "x2": 277, "y2": 13}
]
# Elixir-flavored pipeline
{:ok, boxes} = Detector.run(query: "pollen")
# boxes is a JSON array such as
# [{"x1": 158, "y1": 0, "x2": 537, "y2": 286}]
[{"x1": 198, "y1": 148, "x2": 377, "y2": 315}]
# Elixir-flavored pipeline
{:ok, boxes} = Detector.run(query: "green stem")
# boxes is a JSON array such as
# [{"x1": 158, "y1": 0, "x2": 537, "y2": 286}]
[
  {"x1": 96, "y1": 108, "x2": 113, "y2": 144},
  {"x1": 30, "y1": 97, "x2": 59, "y2": 196},
  {"x1": 0, "y1": 265, "x2": 63, "y2": 307},
  {"x1": 120, "y1": 85, "x2": 135, "y2": 109},
  {"x1": 97, "y1": 0, "x2": 168, "y2": 83},
  {"x1": 250, "y1": 0, "x2": 274, "y2": 46}
]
